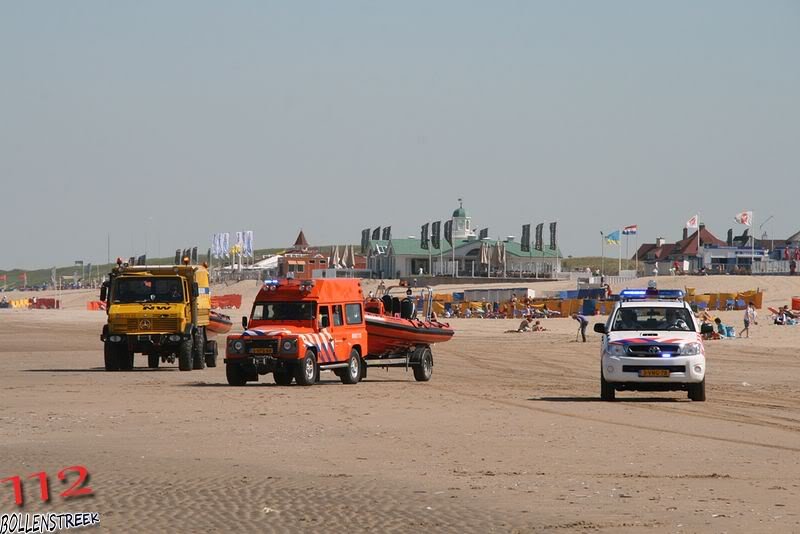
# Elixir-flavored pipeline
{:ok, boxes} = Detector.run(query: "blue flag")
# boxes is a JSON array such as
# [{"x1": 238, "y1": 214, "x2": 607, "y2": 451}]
[{"x1": 606, "y1": 230, "x2": 620, "y2": 245}]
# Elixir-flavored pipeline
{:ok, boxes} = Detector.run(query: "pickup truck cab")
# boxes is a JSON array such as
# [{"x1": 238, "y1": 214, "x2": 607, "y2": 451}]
[{"x1": 594, "y1": 288, "x2": 706, "y2": 401}]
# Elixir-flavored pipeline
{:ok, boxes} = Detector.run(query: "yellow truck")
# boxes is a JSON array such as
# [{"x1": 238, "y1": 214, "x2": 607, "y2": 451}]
[{"x1": 99, "y1": 259, "x2": 217, "y2": 371}]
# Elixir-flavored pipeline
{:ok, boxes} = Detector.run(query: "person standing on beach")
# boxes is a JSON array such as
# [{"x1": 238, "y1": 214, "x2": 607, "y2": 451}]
[
  {"x1": 572, "y1": 313, "x2": 589, "y2": 342},
  {"x1": 739, "y1": 302, "x2": 758, "y2": 338}
]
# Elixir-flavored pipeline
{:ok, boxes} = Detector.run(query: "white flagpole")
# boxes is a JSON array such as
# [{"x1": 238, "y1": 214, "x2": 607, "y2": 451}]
[
  {"x1": 618, "y1": 229, "x2": 622, "y2": 275},
  {"x1": 751, "y1": 211, "x2": 755, "y2": 273}
]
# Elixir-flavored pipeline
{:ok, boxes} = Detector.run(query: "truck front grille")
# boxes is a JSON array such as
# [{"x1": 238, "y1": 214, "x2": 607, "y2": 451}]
[
  {"x1": 112, "y1": 318, "x2": 180, "y2": 333},
  {"x1": 626, "y1": 344, "x2": 679, "y2": 356}
]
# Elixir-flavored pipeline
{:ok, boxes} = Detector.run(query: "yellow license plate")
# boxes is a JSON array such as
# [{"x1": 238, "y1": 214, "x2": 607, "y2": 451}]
[
  {"x1": 640, "y1": 369, "x2": 670, "y2": 377},
  {"x1": 251, "y1": 347, "x2": 273, "y2": 354}
]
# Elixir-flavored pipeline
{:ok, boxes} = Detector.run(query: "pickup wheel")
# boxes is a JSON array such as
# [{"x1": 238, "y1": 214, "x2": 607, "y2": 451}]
[
  {"x1": 295, "y1": 351, "x2": 317, "y2": 386},
  {"x1": 226, "y1": 363, "x2": 247, "y2": 386},
  {"x1": 192, "y1": 329, "x2": 206, "y2": 370},
  {"x1": 273, "y1": 367, "x2": 294, "y2": 386},
  {"x1": 104, "y1": 342, "x2": 119, "y2": 371},
  {"x1": 340, "y1": 349, "x2": 362, "y2": 384},
  {"x1": 688, "y1": 379, "x2": 706, "y2": 402},
  {"x1": 412, "y1": 347, "x2": 433, "y2": 382},
  {"x1": 600, "y1": 372, "x2": 616, "y2": 401},
  {"x1": 205, "y1": 340, "x2": 218, "y2": 368},
  {"x1": 147, "y1": 354, "x2": 160, "y2": 369},
  {"x1": 178, "y1": 340, "x2": 193, "y2": 371}
]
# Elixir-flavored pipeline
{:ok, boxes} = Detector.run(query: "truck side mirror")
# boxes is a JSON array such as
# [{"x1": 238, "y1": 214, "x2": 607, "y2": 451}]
[
  {"x1": 321, "y1": 316, "x2": 330, "y2": 329},
  {"x1": 192, "y1": 283, "x2": 199, "y2": 297},
  {"x1": 242, "y1": 316, "x2": 248, "y2": 329},
  {"x1": 99, "y1": 284, "x2": 107, "y2": 301},
  {"x1": 593, "y1": 323, "x2": 606, "y2": 334}
]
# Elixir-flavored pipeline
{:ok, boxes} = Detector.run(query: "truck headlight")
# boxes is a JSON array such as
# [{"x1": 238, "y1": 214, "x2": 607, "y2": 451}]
[
  {"x1": 109, "y1": 335, "x2": 122, "y2": 343},
  {"x1": 281, "y1": 339, "x2": 297, "y2": 353},
  {"x1": 168, "y1": 334, "x2": 181, "y2": 342},
  {"x1": 679, "y1": 342, "x2": 701, "y2": 356},
  {"x1": 606, "y1": 344, "x2": 626, "y2": 357},
  {"x1": 228, "y1": 340, "x2": 244, "y2": 353}
]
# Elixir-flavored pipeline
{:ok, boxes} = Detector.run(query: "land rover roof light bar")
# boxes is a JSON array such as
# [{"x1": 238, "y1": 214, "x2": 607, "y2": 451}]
[{"x1": 619, "y1": 289, "x2": 685, "y2": 302}]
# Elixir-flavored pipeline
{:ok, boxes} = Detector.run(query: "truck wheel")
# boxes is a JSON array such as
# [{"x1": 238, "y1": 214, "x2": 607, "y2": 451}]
[
  {"x1": 273, "y1": 367, "x2": 294, "y2": 386},
  {"x1": 192, "y1": 329, "x2": 205, "y2": 370},
  {"x1": 205, "y1": 340, "x2": 218, "y2": 368},
  {"x1": 688, "y1": 380, "x2": 706, "y2": 402},
  {"x1": 104, "y1": 342, "x2": 119, "y2": 371},
  {"x1": 295, "y1": 351, "x2": 317, "y2": 386},
  {"x1": 600, "y1": 373, "x2": 616, "y2": 401},
  {"x1": 147, "y1": 354, "x2": 160, "y2": 369},
  {"x1": 226, "y1": 363, "x2": 247, "y2": 386},
  {"x1": 178, "y1": 340, "x2": 193, "y2": 371},
  {"x1": 340, "y1": 349, "x2": 362, "y2": 384},
  {"x1": 412, "y1": 347, "x2": 433, "y2": 382},
  {"x1": 118, "y1": 347, "x2": 134, "y2": 371}
]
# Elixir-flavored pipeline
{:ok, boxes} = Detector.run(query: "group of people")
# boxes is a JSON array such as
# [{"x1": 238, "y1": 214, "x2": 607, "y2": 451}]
[
  {"x1": 506, "y1": 315, "x2": 547, "y2": 333},
  {"x1": 698, "y1": 301, "x2": 759, "y2": 339},
  {"x1": 773, "y1": 305, "x2": 798, "y2": 326}
]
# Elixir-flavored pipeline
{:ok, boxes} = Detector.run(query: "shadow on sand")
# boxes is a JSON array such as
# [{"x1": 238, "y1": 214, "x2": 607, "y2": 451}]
[{"x1": 530, "y1": 396, "x2": 685, "y2": 403}]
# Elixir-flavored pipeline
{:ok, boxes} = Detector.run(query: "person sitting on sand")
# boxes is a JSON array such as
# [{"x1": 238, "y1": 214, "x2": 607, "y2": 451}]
[
  {"x1": 531, "y1": 320, "x2": 546, "y2": 332},
  {"x1": 504, "y1": 316, "x2": 533, "y2": 333},
  {"x1": 714, "y1": 317, "x2": 729, "y2": 337}
]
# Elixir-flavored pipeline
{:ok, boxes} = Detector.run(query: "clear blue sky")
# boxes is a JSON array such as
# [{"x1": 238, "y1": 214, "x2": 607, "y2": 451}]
[{"x1": 1, "y1": 1, "x2": 798, "y2": 269}]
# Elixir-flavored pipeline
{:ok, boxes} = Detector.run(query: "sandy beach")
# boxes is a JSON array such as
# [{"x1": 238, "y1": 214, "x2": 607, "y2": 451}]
[{"x1": 1, "y1": 275, "x2": 799, "y2": 532}]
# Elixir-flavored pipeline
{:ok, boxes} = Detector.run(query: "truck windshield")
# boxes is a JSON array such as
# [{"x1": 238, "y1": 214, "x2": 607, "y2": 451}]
[
  {"x1": 112, "y1": 277, "x2": 184, "y2": 304},
  {"x1": 252, "y1": 301, "x2": 316, "y2": 321},
  {"x1": 611, "y1": 307, "x2": 695, "y2": 332}
]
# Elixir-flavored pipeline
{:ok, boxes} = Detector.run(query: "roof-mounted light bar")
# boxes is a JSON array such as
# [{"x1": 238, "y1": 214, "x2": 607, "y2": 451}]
[{"x1": 620, "y1": 289, "x2": 684, "y2": 301}]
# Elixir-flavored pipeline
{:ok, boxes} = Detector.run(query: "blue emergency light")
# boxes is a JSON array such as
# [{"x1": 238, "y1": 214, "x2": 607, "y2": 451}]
[{"x1": 620, "y1": 289, "x2": 684, "y2": 300}]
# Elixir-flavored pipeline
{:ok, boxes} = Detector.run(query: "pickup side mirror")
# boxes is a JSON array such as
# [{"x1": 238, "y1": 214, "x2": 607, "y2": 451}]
[
  {"x1": 192, "y1": 283, "x2": 199, "y2": 298},
  {"x1": 593, "y1": 323, "x2": 606, "y2": 334},
  {"x1": 320, "y1": 316, "x2": 330, "y2": 329},
  {"x1": 99, "y1": 283, "x2": 108, "y2": 302},
  {"x1": 242, "y1": 316, "x2": 248, "y2": 329}
]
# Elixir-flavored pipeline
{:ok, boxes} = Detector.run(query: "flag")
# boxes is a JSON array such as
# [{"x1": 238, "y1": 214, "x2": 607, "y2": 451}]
[
  {"x1": 381, "y1": 226, "x2": 391, "y2": 241},
  {"x1": 444, "y1": 220, "x2": 453, "y2": 247},
  {"x1": 244, "y1": 231, "x2": 254, "y2": 257},
  {"x1": 137, "y1": 255, "x2": 146, "y2": 265},
  {"x1": 479, "y1": 242, "x2": 490, "y2": 265},
  {"x1": 494, "y1": 241, "x2": 506, "y2": 269},
  {"x1": 686, "y1": 215, "x2": 699, "y2": 229},
  {"x1": 372, "y1": 227, "x2": 381, "y2": 241},
  {"x1": 206, "y1": 248, "x2": 211, "y2": 263},
  {"x1": 534, "y1": 223, "x2": 543, "y2": 251},
  {"x1": 360, "y1": 228, "x2": 370, "y2": 254},
  {"x1": 50, "y1": 268, "x2": 56, "y2": 286},
  {"x1": 431, "y1": 221, "x2": 441, "y2": 250},
  {"x1": 191, "y1": 247, "x2": 198, "y2": 263},
  {"x1": 331, "y1": 246, "x2": 341, "y2": 268},
  {"x1": 734, "y1": 210, "x2": 753, "y2": 226},
  {"x1": 479, "y1": 228, "x2": 489, "y2": 240},
  {"x1": 175, "y1": 249, "x2": 182, "y2": 264},
  {"x1": 606, "y1": 230, "x2": 620, "y2": 245},
  {"x1": 420, "y1": 223, "x2": 429, "y2": 250},
  {"x1": 521, "y1": 224, "x2": 531, "y2": 252},
  {"x1": 622, "y1": 225, "x2": 638, "y2": 235},
  {"x1": 222, "y1": 233, "x2": 230, "y2": 257},
  {"x1": 549, "y1": 222, "x2": 557, "y2": 250}
]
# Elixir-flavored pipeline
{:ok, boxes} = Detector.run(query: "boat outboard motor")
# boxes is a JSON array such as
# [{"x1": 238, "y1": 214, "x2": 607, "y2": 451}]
[
  {"x1": 382, "y1": 295, "x2": 393, "y2": 314},
  {"x1": 392, "y1": 297, "x2": 401, "y2": 316},
  {"x1": 401, "y1": 298, "x2": 414, "y2": 319}
]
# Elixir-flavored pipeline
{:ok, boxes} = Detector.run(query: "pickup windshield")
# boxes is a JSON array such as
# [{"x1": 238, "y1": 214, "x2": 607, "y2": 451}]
[
  {"x1": 112, "y1": 277, "x2": 184, "y2": 304},
  {"x1": 611, "y1": 306, "x2": 695, "y2": 332},
  {"x1": 252, "y1": 301, "x2": 316, "y2": 321}
]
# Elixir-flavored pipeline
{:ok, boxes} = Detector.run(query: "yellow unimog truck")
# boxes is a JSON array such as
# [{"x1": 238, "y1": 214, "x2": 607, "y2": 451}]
[{"x1": 99, "y1": 259, "x2": 217, "y2": 371}]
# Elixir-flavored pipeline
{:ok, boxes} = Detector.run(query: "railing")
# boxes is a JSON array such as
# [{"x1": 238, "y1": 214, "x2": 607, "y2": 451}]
[{"x1": 752, "y1": 260, "x2": 795, "y2": 274}]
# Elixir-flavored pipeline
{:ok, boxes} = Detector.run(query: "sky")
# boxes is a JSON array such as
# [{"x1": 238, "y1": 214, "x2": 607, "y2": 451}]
[{"x1": 1, "y1": 1, "x2": 798, "y2": 269}]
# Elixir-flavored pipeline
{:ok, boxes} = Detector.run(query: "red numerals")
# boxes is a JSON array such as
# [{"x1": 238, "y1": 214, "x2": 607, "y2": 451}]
[{"x1": 2, "y1": 466, "x2": 93, "y2": 506}]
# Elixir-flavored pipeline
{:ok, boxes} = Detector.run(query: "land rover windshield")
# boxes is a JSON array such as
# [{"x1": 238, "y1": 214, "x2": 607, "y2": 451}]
[
  {"x1": 611, "y1": 307, "x2": 695, "y2": 332},
  {"x1": 112, "y1": 277, "x2": 184, "y2": 304},
  {"x1": 252, "y1": 302, "x2": 316, "y2": 321}
]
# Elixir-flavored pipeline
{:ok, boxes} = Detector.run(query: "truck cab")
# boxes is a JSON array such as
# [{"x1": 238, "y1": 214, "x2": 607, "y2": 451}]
[
  {"x1": 224, "y1": 278, "x2": 368, "y2": 386},
  {"x1": 100, "y1": 259, "x2": 217, "y2": 372}
]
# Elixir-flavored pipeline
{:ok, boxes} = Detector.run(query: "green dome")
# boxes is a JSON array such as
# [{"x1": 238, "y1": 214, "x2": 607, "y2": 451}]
[{"x1": 452, "y1": 207, "x2": 467, "y2": 218}]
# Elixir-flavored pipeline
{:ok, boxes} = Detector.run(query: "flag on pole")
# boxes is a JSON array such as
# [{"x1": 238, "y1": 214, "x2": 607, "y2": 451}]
[
  {"x1": 605, "y1": 230, "x2": 621, "y2": 245},
  {"x1": 331, "y1": 246, "x2": 341, "y2": 268},
  {"x1": 222, "y1": 233, "x2": 230, "y2": 257},
  {"x1": 360, "y1": 228, "x2": 370, "y2": 253},
  {"x1": 420, "y1": 223, "x2": 429, "y2": 250},
  {"x1": 622, "y1": 225, "x2": 638, "y2": 235},
  {"x1": 686, "y1": 215, "x2": 699, "y2": 229},
  {"x1": 520, "y1": 224, "x2": 531, "y2": 252},
  {"x1": 479, "y1": 228, "x2": 489, "y2": 240},
  {"x1": 534, "y1": 223, "x2": 543, "y2": 251},
  {"x1": 244, "y1": 231, "x2": 254, "y2": 258},
  {"x1": 175, "y1": 249, "x2": 182, "y2": 264},
  {"x1": 549, "y1": 222, "x2": 557, "y2": 250},
  {"x1": 431, "y1": 221, "x2": 441, "y2": 250},
  {"x1": 734, "y1": 211, "x2": 753, "y2": 226},
  {"x1": 444, "y1": 220, "x2": 453, "y2": 247},
  {"x1": 381, "y1": 226, "x2": 391, "y2": 241},
  {"x1": 371, "y1": 227, "x2": 381, "y2": 241}
]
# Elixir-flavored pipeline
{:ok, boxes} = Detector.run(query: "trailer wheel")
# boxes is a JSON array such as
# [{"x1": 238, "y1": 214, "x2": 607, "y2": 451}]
[
  {"x1": 295, "y1": 351, "x2": 317, "y2": 386},
  {"x1": 178, "y1": 340, "x2": 193, "y2": 371},
  {"x1": 413, "y1": 347, "x2": 433, "y2": 382},
  {"x1": 192, "y1": 329, "x2": 206, "y2": 370},
  {"x1": 104, "y1": 342, "x2": 119, "y2": 371},
  {"x1": 147, "y1": 354, "x2": 160, "y2": 369},
  {"x1": 226, "y1": 363, "x2": 247, "y2": 386},
  {"x1": 273, "y1": 367, "x2": 294, "y2": 386},
  {"x1": 205, "y1": 340, "x2": 218, "y2": 368},
  {"x1": 340, "y1": 349, "x2": 362, "y2": 384}
]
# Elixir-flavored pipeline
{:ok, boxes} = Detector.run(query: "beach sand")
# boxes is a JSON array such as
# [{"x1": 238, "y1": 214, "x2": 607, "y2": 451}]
[{"x1": 1, "y1": 275, "x2": 799, "y2": 532}]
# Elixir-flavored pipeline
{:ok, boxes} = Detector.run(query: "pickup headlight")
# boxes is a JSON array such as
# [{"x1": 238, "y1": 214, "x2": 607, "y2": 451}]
[
  {"x1": 281, "y1": 338, "x2": 298, "y2": 353},
  {"x1": 606, "y1": 344, "x2": 626, "y2": 357},
  {"x1": 679, "y1": 342, "x2": 702, "y2": 356},
  {"x1": 228, "y1": 339, "x2": 244, "y2": 354}
]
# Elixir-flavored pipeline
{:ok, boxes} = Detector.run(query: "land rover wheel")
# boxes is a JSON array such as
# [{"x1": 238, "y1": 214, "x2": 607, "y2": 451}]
[
  {"x1": 192, "y1": 329, "x2": 205, "y2": 370},
  {"x1": 104, "y1": 342, "x2": 119, "y2": 371},
  {"x1": 688, "y1": 379, "x2": 706, "y2": 402},
  {"x1": 226, "y1": 363, "x2": 247, "y2": 386},
  {"x1": 600, "y1": 373, "x2": 616, "y2": 401},
  {"x1": 340, "y1": 349, "x2": 362, "y2": 384},
  {"x1": 147, "y1": 354, "x2": 160, "y2": 369},
  {"x1": 178, "y1": 340, "x2": 193, "y2": 371},
  {"x1": 295, "y1": 351, "x2": 317, "y2": 386},
  {"x1": 205, "y1": 340, "x2": 218, "y2": 368},
  {"x1": 273, "y1": 367, "x2": 293, "y2": 386},
  {"x1": 412, "y1": 347, "x2": 433, "y2": 382}
]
